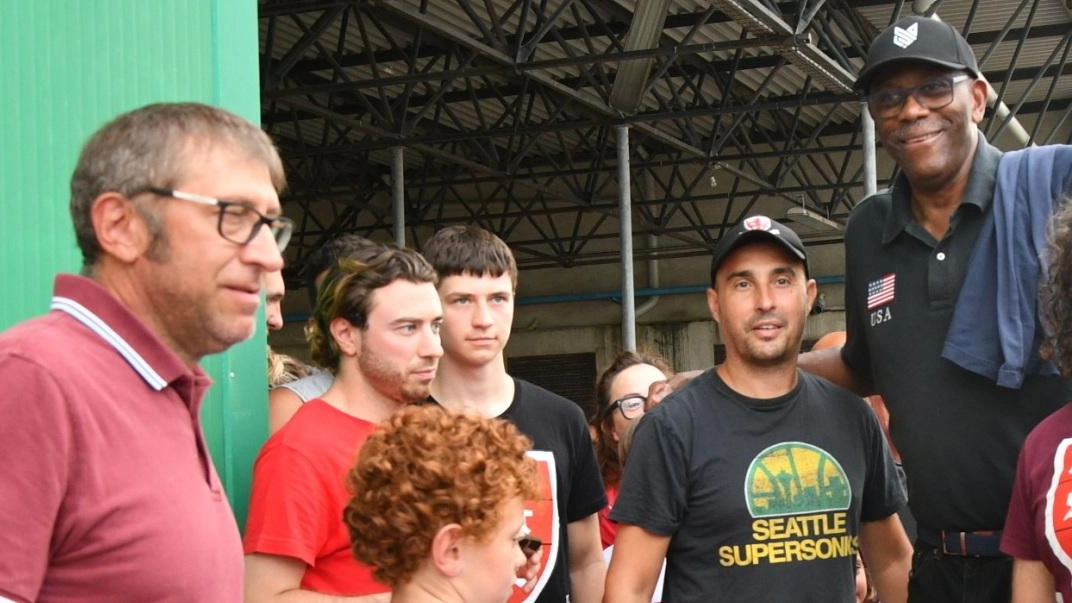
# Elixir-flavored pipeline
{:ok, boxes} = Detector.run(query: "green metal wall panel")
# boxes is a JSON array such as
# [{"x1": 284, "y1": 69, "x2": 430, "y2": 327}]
[{"x1": 0, "y1": 0, "x2": 267, "y2": 530}]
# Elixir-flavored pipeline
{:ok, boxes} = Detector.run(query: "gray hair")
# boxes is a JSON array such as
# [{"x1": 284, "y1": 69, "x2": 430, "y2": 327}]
[{"x1": 70, "y1": 102, "x2": 286, "y2": 267}]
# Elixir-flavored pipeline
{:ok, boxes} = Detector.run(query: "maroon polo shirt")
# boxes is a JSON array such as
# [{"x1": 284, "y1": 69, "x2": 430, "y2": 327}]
[{"x1": 0, "y1": 274, "x2": 243, "y2": 602}]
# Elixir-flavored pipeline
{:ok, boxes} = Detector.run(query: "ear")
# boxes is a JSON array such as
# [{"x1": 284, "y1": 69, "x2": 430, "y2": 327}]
[
  {"x1": 329, "y1": 317, "x2": 360, "y2": 357},
  {"x1": 969, "y1": 77, "x2": 988, "y2": 124},
  {"x1": 429, "y1": 523, "x2": 466, "y2": 578},
  {"x1": 805, "y1": 277, "x2": 818, "y2": 311},
  {"x1": 91, "y1": 192, "x2": 152, "y2": 263},
  {"x1": 706, "y1": 287, "x2": 721, "y2": 325}
]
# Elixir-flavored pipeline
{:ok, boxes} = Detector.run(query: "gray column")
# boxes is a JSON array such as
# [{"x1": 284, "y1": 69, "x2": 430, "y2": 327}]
[
  {"x1": 616, "y1": 125, "x2": 636, "y2": 352},
  {"x1": 861, "y1": 104, "x2": 877, "y2": 197}
]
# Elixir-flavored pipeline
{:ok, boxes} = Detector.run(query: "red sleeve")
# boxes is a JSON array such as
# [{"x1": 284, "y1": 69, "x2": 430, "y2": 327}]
[
  {"x1": 243, "y1": 441, "x2": 325, "y2": 566},
  {"x1": 0, "y1": 355, "x2": 72, "y2": 602},
  {"x1": 1001, "y1": 442, "x2": 1042, "y2": 560}
]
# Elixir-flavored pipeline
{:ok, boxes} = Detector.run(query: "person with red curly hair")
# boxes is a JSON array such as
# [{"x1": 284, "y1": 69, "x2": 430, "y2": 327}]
[{"x1": 346, "y1": 405, "x2": 540, "y2": 603}]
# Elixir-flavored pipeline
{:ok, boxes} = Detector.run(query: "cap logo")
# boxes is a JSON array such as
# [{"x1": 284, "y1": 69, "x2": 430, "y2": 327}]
[
  {"x1": 892, "y1": 22, "x2": 918, "y2": 49},
  {"x1": 742, "y1": 216, "x2": 773, "y2": 232}
]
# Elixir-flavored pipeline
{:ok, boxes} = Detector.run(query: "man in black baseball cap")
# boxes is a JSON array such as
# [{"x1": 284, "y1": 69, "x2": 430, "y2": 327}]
[
  {"x1": 607, "y1": 213, "x2": 912, "y2": 602},
  {"x1": 799, "y1": 14, "x2": 1072, "y2": 603}
]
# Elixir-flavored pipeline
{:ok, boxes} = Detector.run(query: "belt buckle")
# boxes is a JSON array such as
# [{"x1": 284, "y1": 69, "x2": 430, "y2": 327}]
[{"x1": 940, "y1": 530, "x2": 968, "y2": 556}]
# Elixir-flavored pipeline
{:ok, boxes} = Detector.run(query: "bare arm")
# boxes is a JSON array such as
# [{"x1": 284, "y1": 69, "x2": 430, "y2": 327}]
[
  {"x1": 1011, "y1": 558, "x2": 1057, "y2": 603},
  {"x1": 858, "y1": 514, "x2": 911, "y2": 603},
  {"x1": 566, "y1": 514, "x2": 606, "y2": 603},
  {"x1": 603, "y1": 524, "x2": 670, "y2": 603},
  {"x1": 244, "y1": 554, "x2": 389, "y2": 603},
  {"x1": 797, "y1": 347, "x2": 873, "y2": 396},
  {"x1": 268, "y1": 388, "x2": 305, "y2": 435}
]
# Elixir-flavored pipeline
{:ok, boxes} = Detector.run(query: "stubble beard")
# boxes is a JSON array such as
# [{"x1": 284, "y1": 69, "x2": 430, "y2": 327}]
[{"x1": 357, "y1": 343, "x2": 430, "y2": 404}]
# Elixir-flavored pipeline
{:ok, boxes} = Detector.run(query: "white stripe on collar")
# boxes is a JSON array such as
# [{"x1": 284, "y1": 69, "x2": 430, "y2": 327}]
[{"x1": 51, "y1": 296, "x2": 169, "y2": 391}]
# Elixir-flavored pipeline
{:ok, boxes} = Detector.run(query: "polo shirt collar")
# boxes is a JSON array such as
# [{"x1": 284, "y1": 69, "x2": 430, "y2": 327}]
[
  {"x1": 50, "y1": 274, "x2": 206, "y2": 395},
  {"x1": 880, "y1": 132, "x2": 1002, "y2": 245}
]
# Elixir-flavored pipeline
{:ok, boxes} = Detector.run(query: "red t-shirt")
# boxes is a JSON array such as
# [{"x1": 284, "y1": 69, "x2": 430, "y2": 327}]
[
  {"x1": 244, "y1": 399, "x2": 388, "y2": 595},
  {"x1": 1002, "y1": 402, "x2": 1072, "y2": 601},
  {"x1": 599, "y1": 483, "x2": 620, "y2": 549}
]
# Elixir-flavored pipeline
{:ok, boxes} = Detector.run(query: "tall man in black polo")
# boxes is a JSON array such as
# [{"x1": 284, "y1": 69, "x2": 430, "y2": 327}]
[{"x1": 800, "y1": 16, "x2": 1072, "y2": 602}]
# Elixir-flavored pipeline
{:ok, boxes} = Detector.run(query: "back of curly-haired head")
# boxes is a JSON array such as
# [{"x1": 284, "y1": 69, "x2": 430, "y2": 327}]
[
  {"x1": 422, "y1": 224, "x2": 518, "y2": 289},
  {"x1": 1040, "y1": 200, "x2": 1072, "y2": 375},
  {"x1": 306, "y1": 244, "x2": 437, "y2": 370},
  {"x1": 345, "y1": 405, "x2": 538, "y2": 587}
]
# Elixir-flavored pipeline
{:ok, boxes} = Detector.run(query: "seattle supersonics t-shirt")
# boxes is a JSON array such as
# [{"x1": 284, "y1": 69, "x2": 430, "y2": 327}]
[{"x1": 610, "y1": 369, "x2": 905, "y2": 602}]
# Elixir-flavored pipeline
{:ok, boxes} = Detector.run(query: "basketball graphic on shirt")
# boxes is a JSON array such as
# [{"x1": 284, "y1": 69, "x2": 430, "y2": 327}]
[
  {"x1": 745, "y1": 442, "x2": 851, "y2": 517},
  {"x1": 1044, "y1": 439, "x2": 1072, "y2": 575},
  {"x1": 509, "y1": 450, "x2": 559, "y2": 603}
]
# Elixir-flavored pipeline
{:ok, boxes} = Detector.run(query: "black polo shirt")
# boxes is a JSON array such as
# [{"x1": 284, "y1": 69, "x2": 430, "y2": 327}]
[{"x1": 841, "y1": 135, "x2": 1071, "y2": 534}]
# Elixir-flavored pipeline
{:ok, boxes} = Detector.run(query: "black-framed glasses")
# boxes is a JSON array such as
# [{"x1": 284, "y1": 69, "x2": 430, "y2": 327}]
[
  {"x1": 866, "y1": 74, "x2": 972, "y2": 119},
  {"x1": 518, "y1": 535, "x2": 542, "y2": 557},
  {"x1": 603, "y1": 394, "x2": 645, "y2": 421},
  {"x1": 145, "y1": 187, "x2": 294, "y2": 252}
]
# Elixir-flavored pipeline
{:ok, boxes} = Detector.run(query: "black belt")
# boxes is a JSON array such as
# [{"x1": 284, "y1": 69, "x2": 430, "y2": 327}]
[{"x1": 917, "y1": 526, "x2": 1004, "y2": 557}]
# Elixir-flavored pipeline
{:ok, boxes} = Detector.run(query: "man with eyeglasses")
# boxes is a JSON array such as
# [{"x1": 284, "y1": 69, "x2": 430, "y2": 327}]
[
  {"x1": 607, "y1": 216, "x2": 911, "y2": 603},
  {"x1": 799, "y1": 15, "x2": 1072, "y2": 603},
  {"x1": 0, "y1": 103, "x2": 290, "y2": 602}
]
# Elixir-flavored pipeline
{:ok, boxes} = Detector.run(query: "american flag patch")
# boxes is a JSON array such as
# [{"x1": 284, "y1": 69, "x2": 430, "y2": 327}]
[{"x1": 867, "y1": 273, "x2": 896, "y2": 310}]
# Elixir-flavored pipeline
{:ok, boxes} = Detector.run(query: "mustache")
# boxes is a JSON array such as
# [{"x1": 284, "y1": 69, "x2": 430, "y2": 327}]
[
  {"x1": 891, "y1": 117, "x2": 951, "y2": 141},
  {"x1": 747, "y1": 313, "x2": 785, "y2": 329}
]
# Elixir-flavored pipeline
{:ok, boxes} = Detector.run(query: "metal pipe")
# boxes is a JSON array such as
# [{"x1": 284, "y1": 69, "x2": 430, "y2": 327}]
[
  {"x1": 616, "y1": 125, "x2": 636, "y2": 351},
  {"x1": 391, "y1": 146, "x2": 405, "y2": 246},
  {"x1": 636, "y1": 234, "x2": 661, "y2": 317},
  {"x1": 283, "y1": 276, "x2": 849, "y2": 323},
  {"x1": 636, "y1": 171, "x2": 660, "y2": 318},
  {"x1": 861, "y1": 103, "x2": 878, "y2": 197}
]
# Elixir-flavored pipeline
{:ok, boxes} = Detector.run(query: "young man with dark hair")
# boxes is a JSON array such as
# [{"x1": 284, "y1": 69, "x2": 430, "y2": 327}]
[
  {"x1": 244, "y1": 244, "x2": 443, "y2": 602},
  {"x1": 608, "y1": 216, "x2": 911, "y2": 603},
  {"x1": 423, "y1": 224, "x2": 608, "y2": 603}
]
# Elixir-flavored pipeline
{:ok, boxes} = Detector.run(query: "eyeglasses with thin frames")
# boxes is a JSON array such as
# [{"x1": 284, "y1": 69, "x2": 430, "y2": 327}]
[
  {"x1": 144, "y1": 187, "x2": 294, "y2": 252},
  {"x1": 867, "y1": 74, "x2": 972, "y2": 119}
]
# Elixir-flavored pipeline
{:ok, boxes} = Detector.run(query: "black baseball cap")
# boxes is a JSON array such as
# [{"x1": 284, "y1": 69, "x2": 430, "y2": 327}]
[
  {"x1": 855, "y1": 16, "x2": 980, "y2": 92},
  {"x1": 710, "y1": 215, "x2": 808, "y2": 284}
]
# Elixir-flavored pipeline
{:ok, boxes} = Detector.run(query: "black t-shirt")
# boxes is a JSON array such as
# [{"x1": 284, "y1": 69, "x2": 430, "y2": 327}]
[
  {"x1": 612, "y1": 369, "x2": 904, "y2": 602},
  {"x1": 430, "y1": 378, "x2": 606, "y2": 602},
  {"x1": 842, "y1": 137, "x2": 1072, "y2": 532}
]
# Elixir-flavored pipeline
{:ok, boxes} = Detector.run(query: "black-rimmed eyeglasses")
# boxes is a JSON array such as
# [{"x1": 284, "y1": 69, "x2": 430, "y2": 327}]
[
  {"x1": 144, "y1": 187, "x2": 294, "y2": 252},
  {"x1": 518, "y1": 535, "x2": 542, "y2": 557},
  {"x1": 603, "y1": 394, "x2": 645, "y2": 421},
  {"x1": 867, "y1": 74, "x2": 972, "y2": 119}
]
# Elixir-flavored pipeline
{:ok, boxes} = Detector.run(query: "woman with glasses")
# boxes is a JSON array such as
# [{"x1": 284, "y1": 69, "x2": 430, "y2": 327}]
[
  {"x1": 591, "y1": 351, "x2": 672, "y2": 550},
  {"x1": 345, "y1": 405, "x2": 540, "y2": 603}
]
